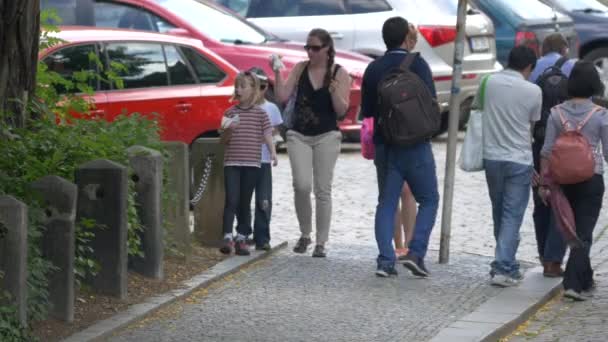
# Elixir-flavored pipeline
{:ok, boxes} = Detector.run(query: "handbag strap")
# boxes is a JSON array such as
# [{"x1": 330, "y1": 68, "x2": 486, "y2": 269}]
[
  {"x1": 332, "y1": 64, "x2": 341, "y2": 79},
  {"x1": 478, "y1": 75, "x2": 491, "y2": 110}
]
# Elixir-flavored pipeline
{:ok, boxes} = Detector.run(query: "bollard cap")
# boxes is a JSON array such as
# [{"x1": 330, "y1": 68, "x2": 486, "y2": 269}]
[{"x1": 127, "y1": 145, "x2": 162, "y2": 158}]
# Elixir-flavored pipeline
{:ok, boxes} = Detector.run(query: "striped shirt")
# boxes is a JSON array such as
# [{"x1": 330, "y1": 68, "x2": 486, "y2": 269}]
[{"x1": 223, "y1": 105, "x2": 272, "y2": 168}]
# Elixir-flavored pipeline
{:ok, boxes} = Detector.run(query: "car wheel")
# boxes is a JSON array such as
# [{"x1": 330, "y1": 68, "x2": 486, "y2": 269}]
[
  {"x1": 343, "y1": 131, "x2": 361, "y2": 142},
  {"x1": 584, "y1": 47, "x2": 608, "y2": 98}
]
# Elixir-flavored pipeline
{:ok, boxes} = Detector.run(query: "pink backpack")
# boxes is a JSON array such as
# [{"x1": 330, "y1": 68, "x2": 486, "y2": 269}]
[
  {"x1": 361, "y1": 117, "x2": 375, "y2": 160},
  {"x1": 549, "y1": 105, "x2": 600, "y2": 185}
]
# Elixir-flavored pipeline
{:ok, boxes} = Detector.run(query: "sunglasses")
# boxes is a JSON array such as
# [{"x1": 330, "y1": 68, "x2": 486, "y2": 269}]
[{"x1": 304, "y1": 44, "x2": 326, "y2": 52}]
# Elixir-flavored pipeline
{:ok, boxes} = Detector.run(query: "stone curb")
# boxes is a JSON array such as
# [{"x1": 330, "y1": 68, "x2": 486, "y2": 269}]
[
  {"x1": 62, "y1": 241, "x2": 288, "y2": 342},
  {"x1": 429, "y1": 266, "x2": 562, "y2": 342}
]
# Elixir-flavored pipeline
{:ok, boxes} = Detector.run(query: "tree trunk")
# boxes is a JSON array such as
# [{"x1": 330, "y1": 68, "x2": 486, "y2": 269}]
[{"x1": 0, "y1": 0, "x2": 40, "y2": 128}]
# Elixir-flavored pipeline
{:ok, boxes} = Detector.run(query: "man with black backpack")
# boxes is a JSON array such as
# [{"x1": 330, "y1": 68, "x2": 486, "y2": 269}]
[
  {"x1": 361, "y1": 16, "x2": 439, "y2": 278},
  {"x1": 529, "y1": 33, "x2": 575, "y2": 278}
]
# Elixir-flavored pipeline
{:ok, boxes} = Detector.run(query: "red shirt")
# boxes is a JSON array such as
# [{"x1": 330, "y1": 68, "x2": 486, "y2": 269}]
[{"x1": 223, "y1": 105, "x2": 271, "y2": 168}]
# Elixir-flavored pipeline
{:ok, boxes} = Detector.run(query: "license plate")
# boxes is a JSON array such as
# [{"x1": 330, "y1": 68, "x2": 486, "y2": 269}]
[{"x1": 470, "y1": 36, "x2": 490, "y2": 52}]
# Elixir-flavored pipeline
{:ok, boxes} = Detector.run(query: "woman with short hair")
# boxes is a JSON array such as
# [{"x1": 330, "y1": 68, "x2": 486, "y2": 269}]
[{"x1": 539, "y1": 61, "x2": 608, "y2": 301}]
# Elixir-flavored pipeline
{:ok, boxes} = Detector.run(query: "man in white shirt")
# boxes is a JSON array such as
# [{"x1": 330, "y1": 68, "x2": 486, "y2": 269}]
[
  {"x1": 481, "y1": 46, "x2": 542, "y2": 287},
  {"x1": 248, "y1": 67, "x2": 283, "y2": 251}
]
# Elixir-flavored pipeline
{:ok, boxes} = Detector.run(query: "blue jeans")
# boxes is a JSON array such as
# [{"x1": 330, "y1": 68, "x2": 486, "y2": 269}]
[
  {"x1": 484, "y1": 159, "x2": 533, "y2": 278},
  {"x1": 253, "y1": 163, "x2": 272, "y2": 246},
  {"x1": 222, "y1": 166, "x2": 259, "y2": 236},
  {"x1": 532, "y1": 141, "x2": 566, "y2": 263},
  {"x1": 375, "y1": 142, "x2": 439, "y2": 269}
]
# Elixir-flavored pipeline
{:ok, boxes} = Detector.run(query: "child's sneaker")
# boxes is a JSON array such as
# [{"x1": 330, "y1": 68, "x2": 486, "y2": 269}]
[
  {"x1": 395, "y1": 248, "x2": 409, "y2": 258},
  {"x1": 220, "y1": 237, "x2": 233, "y2": 255},
  {"x1": 234, "y1": 240, "x2": 251, "y2": 256}
]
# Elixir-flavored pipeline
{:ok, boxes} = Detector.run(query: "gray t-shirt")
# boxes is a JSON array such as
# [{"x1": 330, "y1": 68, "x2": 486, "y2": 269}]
[
  {"x1": 541, "y1": 99, "x2": 608, "y2": 174},
  {"x1": 480, "y1": 69, "x2": 542, "y2": 165}
]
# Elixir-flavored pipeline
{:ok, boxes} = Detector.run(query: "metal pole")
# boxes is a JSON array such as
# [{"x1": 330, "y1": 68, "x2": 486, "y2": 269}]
[{"x1": 439, "y1": 0, "x2": 468, "y2": 264}]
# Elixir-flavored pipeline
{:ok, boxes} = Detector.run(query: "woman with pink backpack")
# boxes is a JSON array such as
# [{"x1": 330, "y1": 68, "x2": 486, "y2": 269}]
[{"x1": 539, "y1": 61, "x2": 608, "y2": 301}]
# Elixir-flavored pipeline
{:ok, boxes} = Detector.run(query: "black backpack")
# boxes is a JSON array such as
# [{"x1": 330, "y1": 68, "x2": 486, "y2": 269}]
[
  {"x1": 534, "y1": 57, "x2": 569, "y2": 142},
  {"x1": 377, "y1": 53, "x2": 440, "y2": 146}
]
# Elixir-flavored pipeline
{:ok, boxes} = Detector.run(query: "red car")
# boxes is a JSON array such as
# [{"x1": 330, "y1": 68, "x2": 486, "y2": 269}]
[
  {"x1": 40, "y1": 0, "x2": 373, "y2": 139},
  {"x1": 40, "y1": 27, "x2": 237, "y2": 144}
]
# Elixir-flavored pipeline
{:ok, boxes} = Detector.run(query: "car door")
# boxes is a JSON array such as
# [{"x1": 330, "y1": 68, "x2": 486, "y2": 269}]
[
  {"x1": 245, "y1": 0, "x2": 356, "y2": 50},
  {"x1": 41, "y1": 43, "x2": 110, "y2": 119},
  {"x1": 178, "y1": 45, "x2": 233, "y2": 143},
  {"x1": 103, "y1": 41, "x2": 201, "y2": 143}
]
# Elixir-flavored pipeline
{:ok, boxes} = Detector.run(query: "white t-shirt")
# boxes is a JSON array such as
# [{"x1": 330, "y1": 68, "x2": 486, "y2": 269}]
[
  {"x1": 260, "y1": 100, "x2": 283, "y2": 163},
  {"x1": 480, "y1": 69, "x2": 542, "y2": 166}
]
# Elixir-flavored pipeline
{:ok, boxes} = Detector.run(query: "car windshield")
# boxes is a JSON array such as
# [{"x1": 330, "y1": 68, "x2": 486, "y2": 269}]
[
  {"x1": 486, "y1": 0, "x2": 560, "y2": 20},
  {"x1": 429, "y1": 0, "x2": 471, "y2": 15},
  {"x1": 552, "y1": 0, "x2": 608, "y2": 12},
  {"x1": 153, "y1": 0, "x2": 270, "y2": 44}
]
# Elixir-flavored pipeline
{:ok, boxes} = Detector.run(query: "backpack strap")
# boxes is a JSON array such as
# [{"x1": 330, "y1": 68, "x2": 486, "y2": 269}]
[
  {"x1": 541, "y1": 56, "x2": 568, "y2": 77},
  {"x1": 398, "y1": 52, "x2": 419, "y2": 72},
  {"x1": 554, "y1": 56, "x2": 568, "y2": 69},
  {"x1": 577, "y1": 106, "x2": 602, "y2": 131},
  {"x1": 557, "y1": 105, "x2": 601, "y2": 131}
]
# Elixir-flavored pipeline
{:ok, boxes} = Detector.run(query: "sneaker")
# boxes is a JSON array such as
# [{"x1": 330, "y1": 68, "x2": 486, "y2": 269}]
[
  {"x1": 398, "y1": 253, "x2": 429, "y2": 277},
  {"x1": 375, "y1": 266, "x2": 398, "y2": 278},
  {"x1": 219, "y1": 237, "x2": 233, "y2": 255},
  {"x1": 255, "y1": 243, "x2": 271, "y2": 251},
  {"x1": 563, "y1": 289, "x2": 590, "y2": 301},
  {"x1": 395, "y1": 248, "x2": 409, "y2": 258},
  {"x1": 293, "y1": 237, "x2": 312, "y2": 254},
  {"x1": 234, "y1": 240, "x2": 250, "y2": 256},
  {"x1": 491, "y1": 274, "x2": 520, "y2": 287},
  {"x1": 312, "y1": 245, "x2": 326, "y2": 258},
  {"x1": 246, "y1": 236, "x2": 255, "y2": 246}
]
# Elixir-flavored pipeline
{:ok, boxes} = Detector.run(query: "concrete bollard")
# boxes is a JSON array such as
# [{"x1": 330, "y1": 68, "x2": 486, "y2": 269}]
[
  {"x1": 0, "y1": 195, "x2": 28, "y2": 325},
  {"x1": 162, "y1": 141, "x2": 191, "y2": 260},
  {"x1": 75, "y1": 159, "x2": 128, "y2": 299},
  {"x1": 127, "y1": 146, "x2": 164, "y2": 279},
  {"x1": 191, "y1": 138, "x2": 225, "y2": 247},
  {"x1": 31, "y1": 175, "x2": 77, "y2": 322}
]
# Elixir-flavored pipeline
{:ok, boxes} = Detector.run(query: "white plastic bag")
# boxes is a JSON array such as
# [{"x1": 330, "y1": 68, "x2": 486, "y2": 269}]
[
  {"x1": 459, "y1": 108, "x2": 484, "y2": 171},
  {"x1": 458, "y1": 75, "x2": 490, "y2": 172}
]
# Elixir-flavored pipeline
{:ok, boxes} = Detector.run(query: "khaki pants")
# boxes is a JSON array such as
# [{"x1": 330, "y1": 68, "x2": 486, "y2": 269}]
[{"x1": 286, "y1": 130, "x2": 341, "y2": 245}]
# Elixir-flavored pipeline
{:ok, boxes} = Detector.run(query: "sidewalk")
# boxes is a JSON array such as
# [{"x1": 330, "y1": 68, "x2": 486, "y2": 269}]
[
  {"x1": 504, "y1": 225, "x2": 608, "y2": 342},
  {"x1": 105, "y1": 143, "x2": 608, "y2": 341},
  {"x1": 109, "y1": 245, "x2": 505, "y2": 342}
]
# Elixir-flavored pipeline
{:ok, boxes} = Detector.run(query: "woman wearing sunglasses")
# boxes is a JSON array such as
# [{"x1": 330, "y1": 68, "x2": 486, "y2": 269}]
[{"x1": 271, "y1": 28, "x2": 351, "y2": 258}]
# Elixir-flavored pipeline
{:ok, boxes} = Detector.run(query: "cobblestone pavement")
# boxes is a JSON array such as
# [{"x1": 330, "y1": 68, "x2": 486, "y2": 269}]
[
  {"x1": 111, "y1": 139, "x2": 608, "y2": 341},
  {"x1": 506, "y1": 225, "x2": 608, "y2": 342},
  {"x1": 110, "y1": 248, "x2": 502, "y2": 342}
]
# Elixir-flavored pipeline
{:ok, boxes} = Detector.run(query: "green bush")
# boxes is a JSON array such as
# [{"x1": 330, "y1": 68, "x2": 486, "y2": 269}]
[{"x1": 0, "y1": 11, "x2": 165, "y2": 339}]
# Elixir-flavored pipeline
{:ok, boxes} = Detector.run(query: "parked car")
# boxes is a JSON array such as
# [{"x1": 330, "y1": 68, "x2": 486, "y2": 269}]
[
  {"x1": 213, "y1": 0, "x2": 503, "y2": 130},
  {"x1": 40, "y1": 27, "x2": 237, "y2": 144},
  {"x1": 539, "y1": 0, "x2": 608, "y2": 96},
  {"x1": 468, "y1": 0, "x2": 579, "y2": 66},
  {"x1": 40, "y1": 0, "x2": 373, "y2": 140}
]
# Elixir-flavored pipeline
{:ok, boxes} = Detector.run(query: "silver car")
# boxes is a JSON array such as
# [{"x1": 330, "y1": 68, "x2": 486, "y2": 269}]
[{"x1": 214, "y1": 0, "x2": 503, "y2": 130}]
